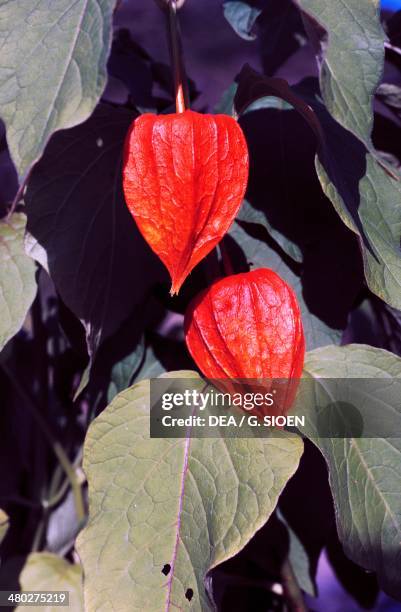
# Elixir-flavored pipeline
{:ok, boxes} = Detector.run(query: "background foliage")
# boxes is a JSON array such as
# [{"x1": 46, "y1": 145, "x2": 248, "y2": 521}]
[{"x1": 1, "y1": 0, "x2": 401, "y2": 610}]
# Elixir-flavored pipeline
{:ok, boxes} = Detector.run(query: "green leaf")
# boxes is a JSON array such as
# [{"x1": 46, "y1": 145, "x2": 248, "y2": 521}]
[
  {"x1": 237, "y1": 199, "x2": 303, "y2": 264},
  {"x1": 17, "y1": 553, "x2": 83, "y2": 611},
  {"x1": 132, "y1": 344, "x2": 166, "y2": 384},
  {"x1": 223, "y1": 2, "x2": 262, "y2": 40},
  {"x1": 0, "y1": 213, "x2": 37, "y2": 352},
  {"x1": 107, "y1": 336, "x2": 145, "y2": 402},
  {"x1": 294, "y1": 344, "x2": 401, "y2": 600},
  {"x1": 276, "y1": 509, "x2": 316, "y2": 597},
  {"x1": 213, "y1": 83, "x2": 238, "y2": 116},
  {"x1": 77, "y1": 371, "x2": 303, "y2": 611},
  {"x1": 25, "y1": 104, "x2": 164, "y2": 356},
  {"x1": 296, "y1": 0, "x2": 384, "y2": 143},
  {"x1": 73, "y1": 362, "x2": 91, "y2": 402},
  {"x1": 311, "y1": 98, "x2": 401, "y2": 310},
  {"x1": 228, "y1": 221, "x2": 342, "y2": 349},
  {"x1": 0, "y1": 509, "x2": 9, "y2": 545},
  {"x1": 0, "y1": 0, "x2": 116, "y2": 179},
  {"x1": 376, "y1": 83, "x2": 401, "y2": 116}
]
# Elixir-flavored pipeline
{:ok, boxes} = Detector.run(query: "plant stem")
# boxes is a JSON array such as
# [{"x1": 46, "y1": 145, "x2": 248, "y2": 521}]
[
  {"x1": 166, "y1": 0, "x2": 188, "y2": 113},
  {"x1": 52, "y1": 441, "x2": 85, "y2": 525},
  {"x1": 280, "y1": 557, "x2": 307, "y2": 612},
  {"x1": 45, "y1": 448, "x2": 84, "y2": 510},
  {"x1": 220, "y1": 240, "x2": 234, "y2": 276},
  {"x1": 7, "y1": 168, "x2": 32, "y2": 219},
  {"x1": 31, "y1": 516, "x2": 47, "y2": 553},
  {"x1": 2, "y1": 363, "x2": 86, "y2": 527}
]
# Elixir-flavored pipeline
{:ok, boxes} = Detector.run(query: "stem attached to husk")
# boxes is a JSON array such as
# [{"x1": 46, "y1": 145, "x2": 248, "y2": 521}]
[{"x1": 166, "y1": 0, "x2": 189, "y2": 113}]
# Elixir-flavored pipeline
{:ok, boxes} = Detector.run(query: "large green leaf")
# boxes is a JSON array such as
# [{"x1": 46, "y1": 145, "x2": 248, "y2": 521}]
[
  {"x1": 77, "y1": 371, "x2": 303, "y2": 611},
  {"x1": 0, "y1": 0, "x2": 116, "y2": 179},
  {"x1": 315, "y1": 146, "x2": 401, "y2": 311},
  {"x1": 0, "y1": 509, "x2": 9, "y2": 545},
  {"x1": 296, "y1": 0, "x2": 384, "y2": 143},
  {"x1": 0, "y1": 213, "x2": 37, "y2": 352},
  {"x1": 25, "y1": 104, "x2": 164, "y2": 356},
  {"x1": 310, "y1": 92, "x2": 401, "y2": 311},
  {"x1": 17, "y1": 553, "x2": 83, "y2": 611},
  {"x1": 293, "y1": 344, "x2": 401, "y2": 600}
]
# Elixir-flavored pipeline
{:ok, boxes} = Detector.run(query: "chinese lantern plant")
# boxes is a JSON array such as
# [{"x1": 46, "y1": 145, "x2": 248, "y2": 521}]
[
  {"x1": 122, "y1": 0, "x2": 248, "y2": 295},
  {"x1": 184, "y1": 268, "x2": 305, "y2": 417},
  {"x1": 123, "y1": 63, "x2": 248, "y2": 295},
  {"x1": 122, "y1": 110, "x2": 249, "y2": 294}
]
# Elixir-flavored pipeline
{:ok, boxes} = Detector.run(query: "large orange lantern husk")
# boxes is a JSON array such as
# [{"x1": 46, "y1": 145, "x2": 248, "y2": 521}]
[
  {"x1": 184, "y1": 268, "x2": 305, "y2": 418},
  {"x1": 122, "y1": 110, "x2": 249, "y2": 295}
]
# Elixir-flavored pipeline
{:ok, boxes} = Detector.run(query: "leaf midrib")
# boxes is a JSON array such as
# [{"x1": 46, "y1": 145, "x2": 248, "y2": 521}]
[{"x1": 165, "y1": 433, "x2": 192, "y2": 612}]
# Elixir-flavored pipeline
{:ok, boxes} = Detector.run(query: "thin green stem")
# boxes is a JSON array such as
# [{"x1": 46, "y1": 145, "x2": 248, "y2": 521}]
[
  {"x1": 30, "y1": 464, "x2": 65, "y2": 553},
  {"x1": 43, "y1": 447, "x2": 83, "y2": 508},
  {"x1": 45, "y1": 448, "x2": 84, "y2": 510},
  {"x1": 31, "y1": 516, "x2": 47, "y2": 553},
  {"x1": 51, "y1": 441, "x2": 85, "y2": 524},
  {"x1": 7, "y1": 168, "x2": 32, "y2": 219},
  {"x1": 45, "y1": 477, "x2": 70, "y2": 510}
]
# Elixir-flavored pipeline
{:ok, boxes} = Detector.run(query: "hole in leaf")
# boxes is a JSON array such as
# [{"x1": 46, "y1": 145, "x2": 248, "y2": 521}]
[
  {"x1": 185, "y1": 588, "x2": 193, "y2": 601},
  {"x1": 161, "y1": 564, "x2": 171, "y2": 576}
]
